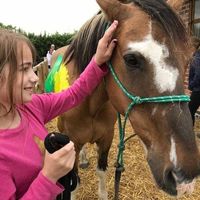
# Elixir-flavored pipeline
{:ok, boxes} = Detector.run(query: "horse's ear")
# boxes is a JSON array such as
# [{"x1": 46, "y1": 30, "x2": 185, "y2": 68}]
[
  {"x1": 96, "y1": 0, "x2": 129, "y2": 21},
  {"x1": 166, "y1": 0, "x2": 184, "y2": 11}
]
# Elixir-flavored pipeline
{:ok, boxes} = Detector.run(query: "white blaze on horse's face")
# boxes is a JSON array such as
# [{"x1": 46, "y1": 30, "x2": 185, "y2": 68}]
[
  {"x1": 127, "y1": 24, "x2": 179, "y2": 93},
  {"x1": 170, "y1": 136, "x2": 177, "y2": 167}
]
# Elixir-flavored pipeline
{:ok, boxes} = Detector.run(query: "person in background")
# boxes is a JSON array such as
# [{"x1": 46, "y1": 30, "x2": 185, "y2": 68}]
[
  {"x1": 188, "y1": 36, "x2": 200, "y2": 128},
  {"x1": 46, "y1": 47, "x2": 54, "y2": 69},
  {"x1": 51, "y1": 44, "x2": 55, "y2": 53},
  {"x1": 0, "y1": 20, "x2": 118, "y2": 199}
]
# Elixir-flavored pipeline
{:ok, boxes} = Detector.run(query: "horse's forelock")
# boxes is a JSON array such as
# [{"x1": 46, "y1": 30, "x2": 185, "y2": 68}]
[{"x1": 63, "y1": 13, "x2": 108, "y2": 73}]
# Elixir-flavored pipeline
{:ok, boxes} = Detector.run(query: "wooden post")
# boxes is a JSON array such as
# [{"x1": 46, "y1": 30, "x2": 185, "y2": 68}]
[{"x1": 33, "y1": 60, "x2": 48, "y2": 93}]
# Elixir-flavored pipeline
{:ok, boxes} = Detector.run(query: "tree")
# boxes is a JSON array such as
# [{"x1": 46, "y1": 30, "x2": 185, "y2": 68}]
[{"x1": 0, "y1": 22, "x2": 75, "y2": 64}]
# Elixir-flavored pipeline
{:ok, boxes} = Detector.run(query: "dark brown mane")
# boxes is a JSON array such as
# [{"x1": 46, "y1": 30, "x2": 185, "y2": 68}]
[{"x1": 63, "y1": 13, "x2": 108, "y2": 73}]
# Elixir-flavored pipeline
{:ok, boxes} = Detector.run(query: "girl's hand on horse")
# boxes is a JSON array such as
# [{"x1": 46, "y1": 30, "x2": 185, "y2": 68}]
[
  {"x1": 94, "y1": 20, "x2": 118, "y2": 66},
  {"x1": 42, "y1": 141, "x2": 76, "y2": 183}
]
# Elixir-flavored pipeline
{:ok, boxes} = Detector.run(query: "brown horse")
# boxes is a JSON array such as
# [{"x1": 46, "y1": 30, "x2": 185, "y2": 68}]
[{"x1": 50, "y1": 0, "x2": 200, "y2": 199}]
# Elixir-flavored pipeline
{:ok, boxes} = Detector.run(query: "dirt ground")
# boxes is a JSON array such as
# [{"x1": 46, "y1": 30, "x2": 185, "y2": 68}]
[{"x1": 46, "y1": 118, "x2": 200, "y2": 200}]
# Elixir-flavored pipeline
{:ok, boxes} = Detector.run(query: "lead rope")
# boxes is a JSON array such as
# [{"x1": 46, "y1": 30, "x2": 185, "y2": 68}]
[{"x1": 107, "y1": 62, "x2": 190, "y2": 200}]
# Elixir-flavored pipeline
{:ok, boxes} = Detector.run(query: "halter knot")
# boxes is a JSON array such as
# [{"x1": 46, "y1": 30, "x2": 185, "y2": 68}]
[
  {"x1": 118, "y1": 144, "x2": 125, "y2": 151},
  {"x1": 134, "y1": 96, "x2": 142, "y2": 104}
]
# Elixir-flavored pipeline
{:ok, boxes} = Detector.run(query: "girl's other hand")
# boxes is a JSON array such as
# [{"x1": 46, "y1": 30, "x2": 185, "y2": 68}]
[{"x1": 42, "y1": 141, "x2": 76, "y2": 183}]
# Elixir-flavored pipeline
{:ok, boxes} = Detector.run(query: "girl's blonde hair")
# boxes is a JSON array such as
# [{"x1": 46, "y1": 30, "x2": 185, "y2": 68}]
[{"x1": 0, "y1": 29, "x2": 36, "y2": 115}]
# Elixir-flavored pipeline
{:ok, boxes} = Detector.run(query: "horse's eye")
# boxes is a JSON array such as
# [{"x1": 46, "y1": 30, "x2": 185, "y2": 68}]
[{"x1": 123, "y1": 54, "x2": 140, "y2": 70}]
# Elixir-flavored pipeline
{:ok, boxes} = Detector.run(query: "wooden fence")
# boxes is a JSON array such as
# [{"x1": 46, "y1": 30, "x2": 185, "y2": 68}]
[{"x1": 33, "y1": 59, "x2": 49, "y2": 93}]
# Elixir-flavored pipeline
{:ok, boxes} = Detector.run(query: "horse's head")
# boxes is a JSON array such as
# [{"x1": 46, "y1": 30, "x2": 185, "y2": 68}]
[{"x1": 97, "y1": 0, "x2": 200, "y2": 196}]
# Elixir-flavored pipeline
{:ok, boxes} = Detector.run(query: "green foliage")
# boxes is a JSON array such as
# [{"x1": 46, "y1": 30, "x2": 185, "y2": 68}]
[
  {"x1": 0, "y1": 22, "x2": 17, "y2": 30},
  {"x1": 27, "y1": 32, "x2": 75, "y2": 63},
  {"x1": 0, "y1": 22, "x2": 75, "y2": 64}
]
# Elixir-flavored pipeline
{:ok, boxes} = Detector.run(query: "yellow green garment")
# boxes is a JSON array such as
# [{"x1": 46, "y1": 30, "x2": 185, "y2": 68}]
[{"x1": 44, "y1": 55, "x2": 70, "y2": 93}]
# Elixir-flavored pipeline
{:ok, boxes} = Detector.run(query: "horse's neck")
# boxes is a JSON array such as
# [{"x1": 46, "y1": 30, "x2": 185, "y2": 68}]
[
  {"x1": 67, "y1": 60, "x2": 80, "y2": 83},
  {"x1": 68, "y1": 59, "x2": 109, "y2": 115}
]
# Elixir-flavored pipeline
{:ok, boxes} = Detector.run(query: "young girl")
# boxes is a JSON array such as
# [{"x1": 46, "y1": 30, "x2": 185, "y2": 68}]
[{"x1": 0, "y1": 21, "x2": 118, "y2": 199}]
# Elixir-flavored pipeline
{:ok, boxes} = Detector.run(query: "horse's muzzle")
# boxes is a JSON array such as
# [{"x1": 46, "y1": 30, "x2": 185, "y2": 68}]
[{"x1": 163, "y1": 167, "x2": 195, "y2": 196}]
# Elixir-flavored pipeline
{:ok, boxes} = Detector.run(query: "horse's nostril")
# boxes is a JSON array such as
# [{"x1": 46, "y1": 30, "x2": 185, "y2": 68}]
[
  {"x1": 163, "y1": 168, "x2": 194, "y2": 196},
  {"x1": 166, "y1": 171, "x2": 175, "y2": 184},
  {"x1": 163, "y1": 169, "x2": 177, "y2": 195}
]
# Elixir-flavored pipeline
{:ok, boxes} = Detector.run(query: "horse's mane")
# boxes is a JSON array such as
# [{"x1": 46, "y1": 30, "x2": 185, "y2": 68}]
[
  {"x1": 63, "y1": 13, "x2": 108, "y2": 73},
  {"x1": 64, "y1": 0, "x2": 188, "y2": 73}
]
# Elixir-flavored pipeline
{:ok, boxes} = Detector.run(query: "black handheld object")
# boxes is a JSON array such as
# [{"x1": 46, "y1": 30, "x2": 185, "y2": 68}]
[
  {"x1": 44, "y1": 132, "x2": 78, "y2": 200},
  {"x1": 44, "y1": 132, "x2": 70, "y2": 153}
]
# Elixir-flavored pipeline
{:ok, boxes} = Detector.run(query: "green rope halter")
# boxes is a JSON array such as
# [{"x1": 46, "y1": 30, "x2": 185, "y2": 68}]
[{"x1": 108, "y1": 62, "x2": 190, "y2": 169}]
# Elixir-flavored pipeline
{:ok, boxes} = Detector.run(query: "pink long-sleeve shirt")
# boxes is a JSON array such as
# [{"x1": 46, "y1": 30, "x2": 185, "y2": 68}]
[{"x1": 0, "y1": 58, "x2": 108, "y2": 200}]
